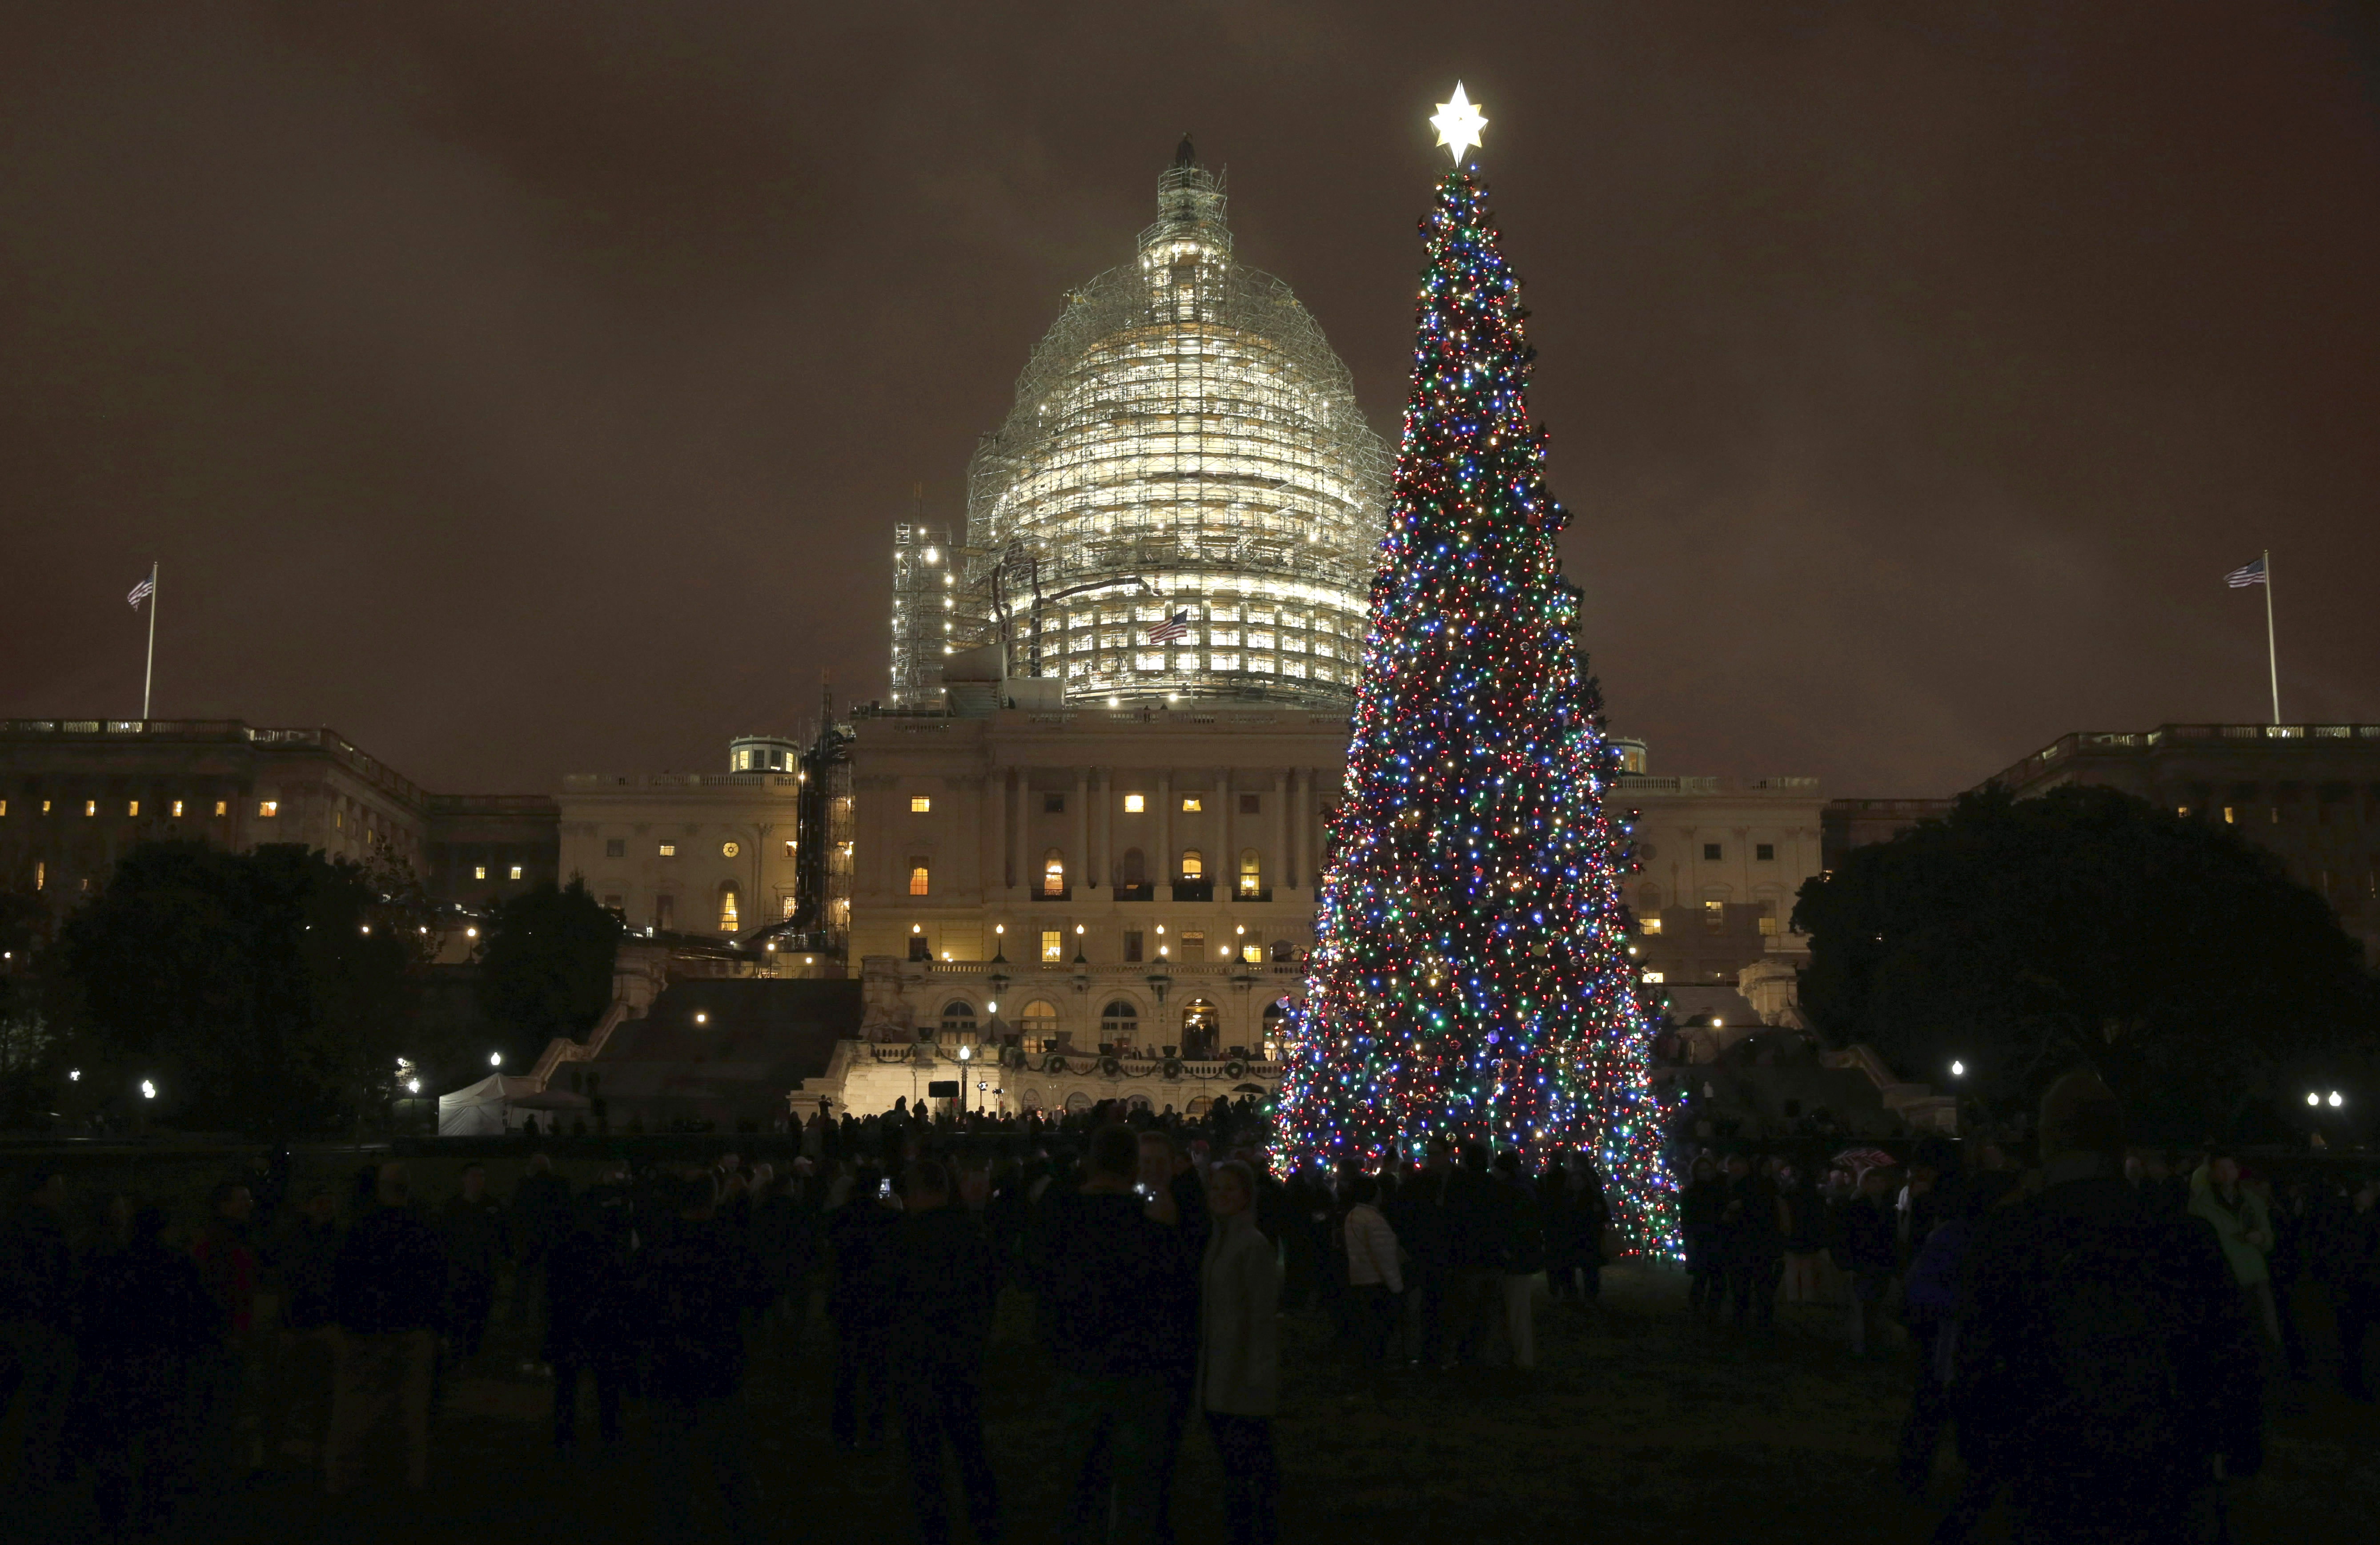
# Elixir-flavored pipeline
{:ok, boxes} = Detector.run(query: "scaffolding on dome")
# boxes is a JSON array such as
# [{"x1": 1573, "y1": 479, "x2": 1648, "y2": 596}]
[{"x1": 950, "y1": 141, "x2": 1391, "y2": 707}]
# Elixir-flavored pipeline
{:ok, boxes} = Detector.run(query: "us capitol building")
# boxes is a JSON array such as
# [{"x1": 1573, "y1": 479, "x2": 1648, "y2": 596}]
[{"x1": 1, "y1": 142, "x2": 1838, "y2": 1131}]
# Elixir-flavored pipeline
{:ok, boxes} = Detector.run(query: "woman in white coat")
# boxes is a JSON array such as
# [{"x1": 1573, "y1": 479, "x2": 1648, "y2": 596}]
[{"x1": 1196, "y1": 1160, "x2": 1279, "y2": 1545}]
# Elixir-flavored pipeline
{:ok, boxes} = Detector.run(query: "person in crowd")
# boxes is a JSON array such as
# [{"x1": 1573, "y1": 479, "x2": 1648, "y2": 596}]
[
  {"x1": 73, "y1": 1200, "x2": 218, "y2": 1537},
  {"x1": 641, "y1": 1170, "x2": 769, "y2": 1544},
  {"x1": 827, "y1": 1162, "x2": 901, "y2": 1449},
  {"x1": 545, "y1": 1175, "x2": 639, "y2": 1456},
  {"x1": 1722, "y1": 1154, "x2": 1784, "y2": 1331},
  {"x1": 0, "y1": 1168, "x2": 78, "y2": 1497},
  {"x1": 1198, "y1": 1159, "x2": 1279, "y2": 1545},
  {"x1": 1559, "y1": 1154, "x2": 1613, "y2": 1310},
  {"x1": 191, "y1": 1179, "x2": 262, "y2": 1479},
  {"x1": 509, "y1": 1153, "x2": 574, "y2": 1352},
  {"x1": 889, "y1": 1159, "x2": 1001, "y2": 1545},
  {"x1": 1538, "y1": 1154, "x2": 1575, "y2": 1307},
  {"x1": 1387, "y1": 1149, "x2": 1447, "y2": 1365},
  {"x1": 1948, "y1": 1071, "x2": 2263, "y2": 1544},
  {"x1": 439, "y1": 1163, "x2": 508, "y2": 1366},
  {"x1": 269, "y1": 1187, "x2": 343, "y2": 1466},
  {"x1": 1780, "y1": 1163, "x2": 1827, "y2": 1305},
  {"x1": 1490, "y1": 1150, "x2": 1545, "y2": 1369},
  {"x1": 1341, "y1": 1173, "x2": 1402, "y2": 1364},
  {"x1": 2189, "y1": 1147, "x2": 2281, "y2": 1357},
  {"x1": 750, "y1": 1167, "x2": 817, "y2": 1348},
  {"x1": 1680, "y1": 1155, "x2": 1726, "y2": 1323},
  {"x1": 2336, "y1": 1174, "x2": 2380, "y2": 1402},
  {"x1": 1835, "y1": 1166, "x2": 1898, "y2": 1358},
  {"x1": 2248, "y1": 1172, "x2": 2312, "y2": 1380},
  {"x1": 1143, "y1": 1129, "x2": 1211, "y2": 1545},
  {"x1": 327, "y1": 1163, "x2": 447, "y2": 1494},
  {"x1": 1033, "y1": 1123, "x2": 1196, "y2": 1545},
  {"x1": 1439, "y1": 1143, "x2": 1501, "y2": 1364},
  {"x1": 1895, "y1": 1168, "x2": 2022, "y2": 1497}
]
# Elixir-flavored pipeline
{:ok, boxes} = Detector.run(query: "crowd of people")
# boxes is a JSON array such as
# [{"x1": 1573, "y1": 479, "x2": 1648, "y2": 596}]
[{"x1": 2, "y1": 1083, "x2": 2378, "y2": 1542}]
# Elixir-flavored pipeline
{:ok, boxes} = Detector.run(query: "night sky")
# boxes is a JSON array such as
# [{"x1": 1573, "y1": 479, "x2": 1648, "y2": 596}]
[{"x1": 4, "y1": 3, "x2": 2376, "y2": 799}]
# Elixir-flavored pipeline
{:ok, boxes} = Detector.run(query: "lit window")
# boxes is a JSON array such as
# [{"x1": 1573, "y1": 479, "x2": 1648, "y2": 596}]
[
  {"x1": 214, "y1": 801, "x2": 227, "y2": 817},
  {"x1": 1042, "y1": 849, "x2": 1066, "y2": 897},
  {"x1": 783, "y1": 839, "x2": 796, "y2": 858},
  {"x1": 474, "y1": 866, "x2": 488, "y2": 880},
  {"x1": 0, "y1": 799, "x2": 7, "y2": 817},
  {"x1": 84, "y1": 801, "x2": 96, "y2": 817},
  {"x1": 1238, "y1": 848, "x2": 1262, "y2": 895},
  {"x1": 911, "y1": 796, "x2": 932, "y2": 813},
  {"x1": 257, "y1": 801, "x2": 278, "y2": 818},
  {"x1": 1180, "y1": 849, "x2": 1204, "y2": 880},
  {"x1": 1123, "y1": 793, "x2": 1145, "y2": 813},
  {"x1": 2222, "y1": 807, "x2": 2235, "y2": 824},
  {"x1": 1180, "y1": 931, "x2": 1205, "y2": 959},
  {"x1": 1704, "y1": 901, "x2": 1726, "y2": 931},
  {"x1": 1181, "y1": 797, "x2": 1203, "y2": 813},
  {"x1": 909, "y1": 864, "x2": 931, "y2": 897},
  {"x1": 718, "y1": 884, "x2": 740, "y2": 932},
  {"x1": 127, "y1": 801, "x2": 139, "y2": 817},
  {"x1": 606, "y1": 838, "x2": 625, "y2": 858},
  {"x1": 41, "y1": 801, "x2": 51, "y2": 813},
  {"x1": 1755, "y1": 843, "x2": 1774, "y2": 861},
  {"x1": 659, "y1": 843, "x2": 677, "y2": 857},
  {"x1": 1241, "y1": 941, "x2": 1263, "y2": 964},
  {"x1": 781, "y1": 896, "x2": 796, "y2": 919},
  {"x1": 1702, "y1": 843, "x2": 1722, "y2": 861},
  {"x1": 1041, "y1": 929, "x2": 1063, "y2": 962},
  {"x1": 509, "y1": 865, "x2": 523, "y2": 881},
  {"x1": 335, "y1": 811, "x2": 344, "y2": 830},
  {"x1": 1641, "y1": 917, "x2": 1662, "y2": 935},
  {"x1": 34, "y1": 861, "x2": 44, "y2": 890},
  {"x1": 1642, "y1": 971, "x2": 1666, "y2": 984},
  {"x1": 722, "y1": 841, "x2": 739, "y2": 858},
  {"x1": 604, "y1": 894, "x2": 623, "y2": 912}
]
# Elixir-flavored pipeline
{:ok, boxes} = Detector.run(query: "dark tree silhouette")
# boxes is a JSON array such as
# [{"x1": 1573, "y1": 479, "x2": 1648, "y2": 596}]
[
  {"x1": 1794, "y1": 785, "x2": 2375, "y2": 1142},
  {"x1": 475, "y1": 880, "x2": 620, "y2": 1070},
  {"x1": 58, "y1": 842, "x2": 434, "y2": 1132}
]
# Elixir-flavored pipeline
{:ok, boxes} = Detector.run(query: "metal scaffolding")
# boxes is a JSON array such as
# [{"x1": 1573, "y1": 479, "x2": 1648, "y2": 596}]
[
  {"x1": 888, "y1": 520, "x2": 958, "y2": 709},
  {"x1": 954, "y1": 141, "x2": 1391, "y2": 706}
]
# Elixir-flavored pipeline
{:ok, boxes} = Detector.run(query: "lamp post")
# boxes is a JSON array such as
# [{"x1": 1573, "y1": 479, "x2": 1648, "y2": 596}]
[{"x1": 958, "y1": 1042, "x2": 973, "y2": 1119}]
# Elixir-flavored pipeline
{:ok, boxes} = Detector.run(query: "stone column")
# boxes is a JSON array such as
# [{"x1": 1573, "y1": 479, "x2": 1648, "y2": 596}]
[
  {"x1": 1269, "y1": 769, "x2": 1285, "y2": 896},
  {"x1": 1014, "y1": 757, "x2": 1033, "y2": 890},
  {"x1": 1072, "y1": 768, "x2": 1088, "y2": 897},
  {"x1": 1157, "y1": 769, "x2": 1174, "y2": 901},
  {"x1": 1220, "y1": 767, "x2": 1236, "y2": 901}
]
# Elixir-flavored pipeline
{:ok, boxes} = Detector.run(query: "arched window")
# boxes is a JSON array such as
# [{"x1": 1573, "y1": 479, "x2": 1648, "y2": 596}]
[
  {"x1": 1179, "y1": 849, "x2": 1204, "y2": 881},
  {"x1": 1260, "y1": 998, "x2": 1292, "y2": 1061},
  {"x1": 1268, "y1": 938, "x2": 1296, "y2": 964},
  {"x1": 1041, "y1": 848, "x2": 1066, "y2": 897},
  {"x1": 1063, "y1": 1090, "x2": 1094, "y2": 1114},
  {"x1": 1180, "y1": 998, "x2": 1220, "y2": 1057},
  {"x1": 1238, "y1": 848, "x2": 1262, "y2": 896},
  {"x1": 717, "y1": 883, "x2": 740, "y2": 933},
  {"x1": 908, "y1": 861, "x2": 930, "y2": 897},
  {"x1": 1118, "y1": 847, "x2": 1147, "y2": 887},
  {"x1": 1018, "y1": 999, "x2": 1061, "y2": 1049},
  {"x1": 1100, "y1": 999, "x2": 1139, "y2": 1043},
  {"x1": 939, "y1": 1001, "x2": 978, "y2": 1037}
]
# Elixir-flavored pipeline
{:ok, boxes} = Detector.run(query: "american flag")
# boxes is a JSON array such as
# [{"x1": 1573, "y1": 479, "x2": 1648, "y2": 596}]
[
  {"x1": 1145, "y1": 609, "x2": 1192, "y2": 644},
  {"x1": 127, "y1": 575, "x2": 155, "y2": 609},
  {"x1": 2224, "y1": 556, "x2": 2267, "y2": 588}
]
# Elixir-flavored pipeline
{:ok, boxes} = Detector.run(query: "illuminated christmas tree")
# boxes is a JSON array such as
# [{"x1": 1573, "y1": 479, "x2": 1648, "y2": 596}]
[{"x1": 1273, "y1": 89, "x2": 1678, "y2": 1255}]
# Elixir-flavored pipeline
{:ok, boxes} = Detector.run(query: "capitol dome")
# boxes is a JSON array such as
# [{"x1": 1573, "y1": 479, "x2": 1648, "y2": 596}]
[{"x1": 957, "y1": 138, "x2": 1391, "y2": 706}]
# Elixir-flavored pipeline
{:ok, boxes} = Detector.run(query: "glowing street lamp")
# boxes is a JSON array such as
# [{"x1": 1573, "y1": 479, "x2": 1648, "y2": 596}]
[
  {"x1": 489, "y1": 1051, "x2": 503, "y2": 1068},
  {"x1": 2309, "y1": 1092, "x2": 2324, "y2": 1107},
  {"x1": 140, "y1": 1079, "x2": 157, "y2": 1100},
  {"x1": 2329, "y1": 1091, "x2": 2345, "y2": 1108},
  {"x1": 1950, "y1": 1060, "x2": 1966, "y2": 1078}
]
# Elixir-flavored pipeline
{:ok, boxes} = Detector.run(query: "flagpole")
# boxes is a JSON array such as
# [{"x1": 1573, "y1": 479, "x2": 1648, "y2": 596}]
[
  {"x1": 2256, "y1": 547, "x2": 2275, "y2": 728},
  {"x1": 141, "y1": 560, "x2": 157, "y2": 722}
]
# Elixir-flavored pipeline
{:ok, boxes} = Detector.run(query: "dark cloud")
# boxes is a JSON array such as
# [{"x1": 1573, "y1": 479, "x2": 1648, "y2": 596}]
[{"x1": 3, "y1": 1, "x2": 2375, "y2": 795}]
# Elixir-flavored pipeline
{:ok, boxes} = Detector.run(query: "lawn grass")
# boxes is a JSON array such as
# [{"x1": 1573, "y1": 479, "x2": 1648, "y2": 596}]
[{"x1": 124, "y1": 1260, "x2": 2380, "y2": 1543}]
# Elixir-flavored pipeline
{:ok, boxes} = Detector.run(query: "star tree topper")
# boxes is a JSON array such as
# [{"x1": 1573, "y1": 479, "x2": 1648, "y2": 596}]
[{"x1": 1430, "y1": 82, "x2": 1488, "y2": 164}]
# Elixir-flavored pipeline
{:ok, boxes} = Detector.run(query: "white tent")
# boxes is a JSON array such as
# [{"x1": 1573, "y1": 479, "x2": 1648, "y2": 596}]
[{"x1": 436, "y1": 1074, "x2": 544, "y2": 1137}]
